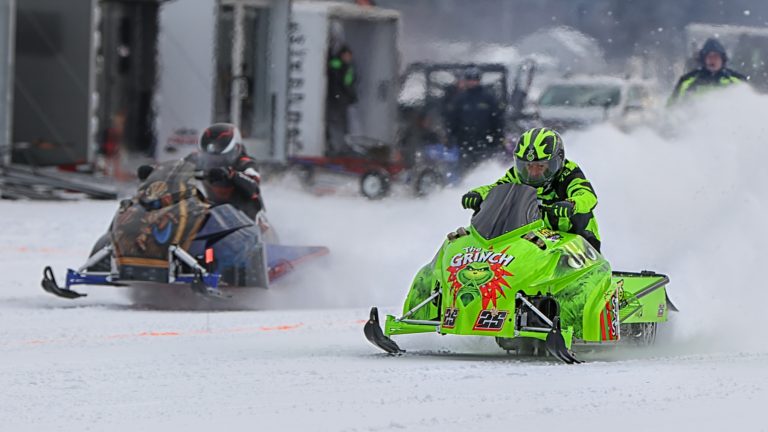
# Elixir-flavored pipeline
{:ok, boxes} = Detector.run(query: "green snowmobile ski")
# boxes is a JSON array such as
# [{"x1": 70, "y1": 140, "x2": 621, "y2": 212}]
[{"x1": 364, "y1": 184, "x2": 676, "y2": 363}]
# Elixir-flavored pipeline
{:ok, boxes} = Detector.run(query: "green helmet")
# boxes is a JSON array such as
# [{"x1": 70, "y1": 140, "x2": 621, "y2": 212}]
[{"x1": 513, "y1": 127, "x2": 565, "y2": 187}]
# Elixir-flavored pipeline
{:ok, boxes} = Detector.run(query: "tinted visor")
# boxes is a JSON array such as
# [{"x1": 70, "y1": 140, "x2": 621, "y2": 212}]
[
  {"x1": 201, "y1": 130, "x2": 237, "y2": 155},
  {"x1": 515, "y1": 157, "x2": 558, "y2": 187}
]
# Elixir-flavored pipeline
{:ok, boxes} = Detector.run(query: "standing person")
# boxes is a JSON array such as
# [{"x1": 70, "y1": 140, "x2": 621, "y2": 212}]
[
  {"x1": 326, "y1": 45, "x2": 358, "y2": 155},
  {"x1": 668, "y1": 38, "x2": 748, "y2": 105},
  {"x1": 445, "y1": 67, "x2": 504, "y2": 172}
]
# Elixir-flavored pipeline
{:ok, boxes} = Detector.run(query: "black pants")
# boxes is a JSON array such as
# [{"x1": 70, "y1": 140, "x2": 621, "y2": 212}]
[{"x1": 326, "y1": 104, "x2": 349, "y2": 155}]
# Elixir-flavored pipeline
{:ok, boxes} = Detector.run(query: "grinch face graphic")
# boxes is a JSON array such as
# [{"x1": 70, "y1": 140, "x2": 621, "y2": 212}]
[
  {"x1": 447, "y1": 247, "x2": 514, "y2": 309},
  {"x1": 458, "y1": 262, "x2": 494, "y2": 287}
]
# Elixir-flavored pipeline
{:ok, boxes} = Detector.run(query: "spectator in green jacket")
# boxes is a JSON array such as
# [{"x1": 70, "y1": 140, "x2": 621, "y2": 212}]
[
  {"x1": 668, "y1": 38, "x2": 747, "y2": 105},
  {"x1": 326, "y1": 45, "x2": 358, "y2": 155}
]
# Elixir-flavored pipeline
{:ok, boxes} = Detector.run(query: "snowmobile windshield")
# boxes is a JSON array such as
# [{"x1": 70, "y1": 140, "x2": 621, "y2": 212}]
[
  {"x1": 471, "y1": 183, "x2": 541, "y2": 240},
  {"x1": 539, "y1": 84, "x2": 621, "y2": 108},
  {"x1": 136, "y1": 160, "x2": 202, "y2": 210}
]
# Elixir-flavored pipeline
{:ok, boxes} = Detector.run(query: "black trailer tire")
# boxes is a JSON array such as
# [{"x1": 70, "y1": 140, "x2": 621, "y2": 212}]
[
  {"x1": 295, "y1": 165, "x2": 315, "y2": 188},
  {"x1": 360, "y1": 171, "x2": 390, "y2": 200},
  {"x1": 414, "y1": 169, "x2": 443, "y2": 197}
]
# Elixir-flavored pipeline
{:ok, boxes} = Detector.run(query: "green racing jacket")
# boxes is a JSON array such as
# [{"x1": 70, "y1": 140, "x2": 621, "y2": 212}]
[{"x1": 471, "y1": 159, "x2": 601, "y2": 247}]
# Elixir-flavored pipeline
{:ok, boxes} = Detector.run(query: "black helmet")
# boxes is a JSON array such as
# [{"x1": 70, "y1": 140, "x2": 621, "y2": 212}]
[
  {"x1": 463, "y1": 66, "x2": 482, "y2": 81},
  {"x1": 198, "y1": 123, "x2": 243, "y2": 170},
  {"x1": 699, "y1": 38, "x2": 728, "y2": 66},
  {"x1": 513, "y1": 127, "x2": 565, "y2": 188}
]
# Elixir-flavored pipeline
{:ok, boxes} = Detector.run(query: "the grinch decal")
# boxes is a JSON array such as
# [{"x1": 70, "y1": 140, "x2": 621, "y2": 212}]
[
  {"x1": 447, "y1": 246, "x2": 514, "y2": 309},
  {"x1": 455, "y1": 262, "x2": 493, "y2": 306},
  {"x1": 458, "y1": 261, "x2": 495, "y2": 286}
]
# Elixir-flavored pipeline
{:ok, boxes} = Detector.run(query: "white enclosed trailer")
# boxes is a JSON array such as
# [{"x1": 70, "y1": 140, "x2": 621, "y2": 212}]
[
  {"x1": 288, "y1": 1, "x2": 400, "y2": 158},
  {"x1": 156, "y1": 0, "x2": 291, "y2": 163},
  {"x1": 12, "y1": 0, "x2": 98, "y2": 166},
  {"x1": 0, "y1": 0, "x2": 14, "y2": 166}
]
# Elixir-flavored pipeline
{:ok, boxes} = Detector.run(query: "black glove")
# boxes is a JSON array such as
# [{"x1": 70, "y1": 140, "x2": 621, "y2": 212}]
[
  {"x1": 207, "y1": 167, "x2": 233, "y2": 183},
  {"x1": 461, "y1": 191, "x2": 483, "y2": 212},
  {"x1": 549, "y1": 200, "x2": 575, "y2": 218},
  {"x1": 137, "y1": 165, "x2": 154, "y2": 181}
]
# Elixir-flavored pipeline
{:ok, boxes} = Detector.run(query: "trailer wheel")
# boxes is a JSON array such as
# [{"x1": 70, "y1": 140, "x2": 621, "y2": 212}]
[
  {"x1": 295, "y1": 165, "x2": 315, "y2": 188},
  {"x1": 360, "y1": 171, "x2": 390, "y2": 200},
  {"x1": 414, "y1": 169, "x2": 442, "y2": 197}
]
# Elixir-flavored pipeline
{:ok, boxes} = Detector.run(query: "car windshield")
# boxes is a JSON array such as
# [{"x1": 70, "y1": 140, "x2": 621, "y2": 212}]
[
  {"x1": 136, "y1": 160, "x2": 202, "y2": 209},
  {"x1": 538, "y1": 84, "x2": 622, "y2": 107},
  {"x1": 471, "y1": 184, "x2": 541, "y2": 240}
]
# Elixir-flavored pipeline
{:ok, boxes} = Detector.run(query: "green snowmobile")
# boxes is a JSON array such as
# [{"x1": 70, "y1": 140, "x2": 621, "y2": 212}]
[{"x1": 364, "y1": 183, "x2": 676, "y2": 363}]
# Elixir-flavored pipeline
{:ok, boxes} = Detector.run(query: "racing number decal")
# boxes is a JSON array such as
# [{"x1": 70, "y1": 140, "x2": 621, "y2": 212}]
[
  {"x1": 443, "y1": 308, "x2": 458, "y2": 328},
  {"x1": 473, "y1": 310, "x2": 508, "y2": 331},
  {"x1": 610, "y1": 292, "x2": 620, "y2": 338}
]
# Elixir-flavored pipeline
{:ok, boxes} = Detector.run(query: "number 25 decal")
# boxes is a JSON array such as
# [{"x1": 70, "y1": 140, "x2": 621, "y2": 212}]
[{"x1": 473, "y1": 310, "x2": 508, "y2": 331}]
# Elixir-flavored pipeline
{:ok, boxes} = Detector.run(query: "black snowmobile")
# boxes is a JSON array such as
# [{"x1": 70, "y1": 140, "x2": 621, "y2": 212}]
[{"x1": 41, "y1": 160, "x2": 328, "y2": 299}]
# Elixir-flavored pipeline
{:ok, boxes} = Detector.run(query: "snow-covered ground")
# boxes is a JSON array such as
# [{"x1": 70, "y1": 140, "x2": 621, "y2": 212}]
[{"x1": 2, "y1": 88, "x2": 768, "y2": 431}]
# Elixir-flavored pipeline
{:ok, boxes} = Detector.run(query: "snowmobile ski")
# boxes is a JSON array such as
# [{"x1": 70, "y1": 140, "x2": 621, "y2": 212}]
[
  {"x1": 41, "y1": 266, "x2": 87, "y2": 299},
  {"x1": 545, "y1": 317, "x2": 581, "y2": 364},
  {"x1": 364, "y1": 307, "x2": 404, "y2": 355}
]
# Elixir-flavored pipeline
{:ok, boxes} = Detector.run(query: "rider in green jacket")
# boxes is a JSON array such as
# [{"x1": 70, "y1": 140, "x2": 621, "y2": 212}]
[{"x1": 461, "y1": 127, "x2": 602, "y2": 251}]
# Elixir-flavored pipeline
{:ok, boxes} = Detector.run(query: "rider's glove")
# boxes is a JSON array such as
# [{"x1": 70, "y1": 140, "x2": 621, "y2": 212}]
[
  {"x1": 550, "y1": 200, "x2": 575, "y2": 218},
  {"x1": 137, "y1": 165, "x2": 154, "y2": 181},
  {"x1": 207, "y1": 167, "x2": 233, "y2": 183},
  {"x1": 461, "y1": 191, "x2": 483, "y2": 212}
]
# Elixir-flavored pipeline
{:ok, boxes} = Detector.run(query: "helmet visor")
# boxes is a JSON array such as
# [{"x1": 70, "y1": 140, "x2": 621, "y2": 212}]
[
  {"x1": 515, "y1": 158, "x2": 558, "y2": 187},
  {"x1": 202, "y1": 135, "x2": 236, "y2": 154},
  {"x1": 200, "y1": 126, "x2": 240, "y2": 155}
]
